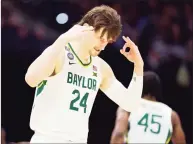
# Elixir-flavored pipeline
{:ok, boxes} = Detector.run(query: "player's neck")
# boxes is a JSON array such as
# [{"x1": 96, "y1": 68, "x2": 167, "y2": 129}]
[{"x1": 69, "y1": 41, "x2": 91, "y2": 63}]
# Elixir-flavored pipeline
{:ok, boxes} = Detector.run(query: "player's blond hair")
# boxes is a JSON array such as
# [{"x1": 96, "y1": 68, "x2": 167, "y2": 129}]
[{"x1": 77, "y1": 5, "x2": 122, "y2": 42}]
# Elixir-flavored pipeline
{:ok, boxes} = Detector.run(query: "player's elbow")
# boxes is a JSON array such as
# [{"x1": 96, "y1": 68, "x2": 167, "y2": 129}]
[
  {"x1": 172, "y1": 137, "x2": 186, "y2": 144},
  {"x1": 122, "y1": 105, "x2": 139, "y2": 113},
  {"x1": 25, "y1": 72, "x2": 39, "y2": 88},
  {"x1": 172, "y1": 132, "x2": 186, "y2": 144},
  {"x1": 121, "y1": 98, "x2": 141, "y2": 112}
]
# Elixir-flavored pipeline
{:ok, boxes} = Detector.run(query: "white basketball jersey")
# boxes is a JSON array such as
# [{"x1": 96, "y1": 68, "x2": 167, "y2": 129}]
[
  {"x1": 30, "y1": 43, "x2": 102, "y2": 142},
  {"x1": 126, "y1": 99, "x2": 173, "y2": 144}
]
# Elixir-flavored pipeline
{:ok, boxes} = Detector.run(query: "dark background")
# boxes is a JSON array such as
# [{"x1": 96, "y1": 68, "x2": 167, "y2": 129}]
[{"x1": 1, "y1": 0, "x2": 192, "y2": 143}]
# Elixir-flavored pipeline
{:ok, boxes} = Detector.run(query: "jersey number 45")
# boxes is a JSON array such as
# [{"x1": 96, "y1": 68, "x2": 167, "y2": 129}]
[{"x1": 137, "y1": 113, "x2": 162, "y2": 134}]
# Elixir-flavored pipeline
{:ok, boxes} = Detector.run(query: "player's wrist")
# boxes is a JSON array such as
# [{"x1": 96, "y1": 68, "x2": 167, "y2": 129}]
[
  {"x1": 133, "y1": 63, "x2": 143, "y2": 76},
  {"x1": 134, "y1": 58, "x2": 144, "y2": 67},
  {"x1": 59, "y1": 33, "x2": 71, "y2": 43}
]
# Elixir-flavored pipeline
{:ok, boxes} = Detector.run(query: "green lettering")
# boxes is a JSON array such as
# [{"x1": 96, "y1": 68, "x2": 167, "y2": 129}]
[
  {"x1": 77, "y1": 75, "x2": 82, "y2": 87},
  {"x1": 67, "y1": 72, "x2": 73, "y2": 84},
  {"x1": 73, "y1": 74, "x2": 78, "y2": 86},
  {"x1": 87, "y1": 78, "x2": 92, "y2": 90},
  {"x1": 92, "y1": 79, "x2": 97, "y2": 91},
  {"x1": 67, "y1": 72, "x2": 97, "y2": 91},
  {"x1": 82, "y1": 77, "x2": 87, "y2": 88}
]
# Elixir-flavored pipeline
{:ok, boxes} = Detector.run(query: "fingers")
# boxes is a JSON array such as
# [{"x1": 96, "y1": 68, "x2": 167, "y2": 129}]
[
  {"x1": 122, "y1": 36, "x2": 135, "y2": 48},
  {"x1": 122, "y1": 36, "x2": 132, "y2": 43},
  {"x1": 83, "y1": 23, "x2": 89, "y2": 26},
  {"x1": 120, "y1": 49, "x2": 129, "y2": 58},
  {"x1": 82, "y1": 26, "x2": 94, "y2": 31},
  {"x1": 122, "y1": 36, "x2": 128, "y2": 42},
  {"x1": 122, "y1": 43, "x2": 127, "y2": 52},
  {"x1": 81, "y1": 24, "x2": 94, "y2": 31},
  {"x1": 120, "y1": 49, "x2": 123, "y2": 54},
  {"x1": 120, "y1": 49, "x2": 132, "y2": 60},
  {"x1": 120, "y1": 46, "x2": 128, "y2": 55},
  {"x1": 73, "y1": 24, "x2": 94, "y2": 31},
  {"x1": 121, "y1": 36, "x2": 134, "y2": 55}
]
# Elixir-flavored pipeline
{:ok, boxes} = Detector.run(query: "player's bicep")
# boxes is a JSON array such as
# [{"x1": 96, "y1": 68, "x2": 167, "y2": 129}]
[
  {"x1": 51, "y1": 49, "x2": 65, "y2": 76},
  {"x1": 99, "y1": 62, "x2": 127, "y2": 107},
  {"x1": 99, "y1": 59, "x2": 115, "y2": 91},
  {"x1": 171, "y1": 110, "x2": 186, "y2": 144},
  {"x1": 99, "y1": 59, "x2": 124, "y2": 96},
  {"x1": 115, "y1": 107, "x2": 130, "y2": 132}
]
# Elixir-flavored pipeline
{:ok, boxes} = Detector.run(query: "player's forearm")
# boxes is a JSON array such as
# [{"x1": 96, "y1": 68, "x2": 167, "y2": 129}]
[
  {"x1": 25, "y1": 34, "x2": 69, "y2": 87},
  {"x1": 123, "y1": 72, "x2": 143, "y2": 112},
  {"x1": 118, "y1": 64, "x2": 143, "y2": 111},
  {"x1": 103, "y1": 74, "x2": 143, "y2": 112},
  {"x1": 133, "y1": 61, "x2": 144, "y2": 76}
]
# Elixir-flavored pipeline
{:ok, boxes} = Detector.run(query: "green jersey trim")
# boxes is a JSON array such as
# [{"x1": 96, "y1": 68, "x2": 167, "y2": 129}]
[
  {"x1": 68, "y1": 43, "x2": 92, "y2": 67},
  {"x1": 125, "y1": 131, "x2": 129, "y2": 144},
  {"x1": 36, "y1": 80, "x2": 47, "y2": 96},
  {"x1": 165, "y1": 129, "x2": 172, "y2": 144}
]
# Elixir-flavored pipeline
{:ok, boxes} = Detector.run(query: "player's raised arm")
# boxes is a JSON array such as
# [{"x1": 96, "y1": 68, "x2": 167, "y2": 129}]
[
  {"x1": 110, "y1": 107, "x2": 129, "y2": 144},
  {"x1": 100, "y1": 36, "x2": 143, "y2": 112},
  {"x1": 25, "y1": 25, "x2": 94, "y2": 87},
  {"x1": 171, "y1": 110, "x2": 186, "y2": 144}
]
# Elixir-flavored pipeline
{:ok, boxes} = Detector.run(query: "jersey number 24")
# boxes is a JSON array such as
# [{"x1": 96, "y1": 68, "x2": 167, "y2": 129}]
[{"x1": 69, "y1": 89, "x2": 89, "y2": 113}]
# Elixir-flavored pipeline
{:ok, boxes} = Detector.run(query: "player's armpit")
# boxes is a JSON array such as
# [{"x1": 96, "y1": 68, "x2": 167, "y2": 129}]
[
  {"x1": 100, "y1": 59, "x2": 143, "y2": 112},
  {"x1": 110, "y1": 107, "x2": 129, "y2": 144},
  {"x1": 171, "y1": 110, "x2": 186, "y2": 144}
]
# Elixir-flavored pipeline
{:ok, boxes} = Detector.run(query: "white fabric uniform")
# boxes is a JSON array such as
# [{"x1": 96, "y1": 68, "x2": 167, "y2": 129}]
[
  {"x1": 30, "y1": 43, "x2": 102, "y2": 143},
  {"x1": 126, "y1": 99, "x2": 173, "y2": 144}
]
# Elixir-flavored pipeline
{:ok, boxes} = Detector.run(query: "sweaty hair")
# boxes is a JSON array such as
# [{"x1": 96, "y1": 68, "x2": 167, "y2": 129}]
[
  {"x1": 142, "y1": 71, "x2": 163, "y2": 102},
  {"x1": 77, "y1": 5, "x2": 122, "y2": 41}
]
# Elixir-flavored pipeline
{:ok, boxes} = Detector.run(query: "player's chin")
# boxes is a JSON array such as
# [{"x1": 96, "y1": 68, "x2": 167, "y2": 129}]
[{"x1": 91, "y1": 51, "x2": 100, "y2": 57}]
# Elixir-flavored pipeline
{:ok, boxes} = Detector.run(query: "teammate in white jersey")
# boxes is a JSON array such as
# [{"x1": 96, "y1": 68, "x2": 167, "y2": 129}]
[
  {"x1": 25, "y1": 5, "x2": 144, "y2": 143},
  {"x1": 111, "y1": 71, "x2": 186, "y2": 144}
]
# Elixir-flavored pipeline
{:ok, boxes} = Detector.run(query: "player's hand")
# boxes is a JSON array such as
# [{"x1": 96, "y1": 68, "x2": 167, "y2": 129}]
[
  {"x1": 120, "y1": 36, "x2": 144, "y2": 67},
  {"x1": 64, "y1": 24, "x2": 94, "y2": 41}
]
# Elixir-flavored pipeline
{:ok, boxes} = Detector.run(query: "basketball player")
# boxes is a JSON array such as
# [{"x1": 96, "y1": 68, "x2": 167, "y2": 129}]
[
  {"x1": 25, "y1": 5, "x2": 144, "y2": 143},
  {"x1": 111, "y1": 71, "x2": 186, "y2": 144}
]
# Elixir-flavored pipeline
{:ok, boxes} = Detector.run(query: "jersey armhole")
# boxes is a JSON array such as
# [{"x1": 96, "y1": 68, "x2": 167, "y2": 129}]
[
  {"x1": 169, "y1": 108, "x2": 173, "y2": 133},
  {"x1": 45, "y1": 69, "x2": 64, "y2": 80}
]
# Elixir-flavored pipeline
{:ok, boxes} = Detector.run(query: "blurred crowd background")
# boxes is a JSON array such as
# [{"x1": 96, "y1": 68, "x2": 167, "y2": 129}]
[{"x1": 1, "y1": 0, "x2": 192, "y2": 144}]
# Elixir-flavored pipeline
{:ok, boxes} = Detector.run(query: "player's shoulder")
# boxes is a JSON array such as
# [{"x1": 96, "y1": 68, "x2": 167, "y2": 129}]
[
  {"x1": 158, "y1": 101, "x2": 172, "y2": 109},
  {"x1": 171, "y1": 110, "x2": 180, "y2": 123},
  {"x1": 142, "y1": 99, "x2": 172, "y2": 111},
  {"x1": 96, "y1": 57, "x2": 112, "y2": 70},
  {"x1": 95, "y1": 56, "x2": 114, "y2": 79},
  {"x1": 155, "y1": 101, "x2": 173, "y2": 113},
  {"x1": 95, "y1": 56, "x2": 107, "y2": 64},
  {"x1": 98, "y1": 57, "x2": 111, "y2": 69}
]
